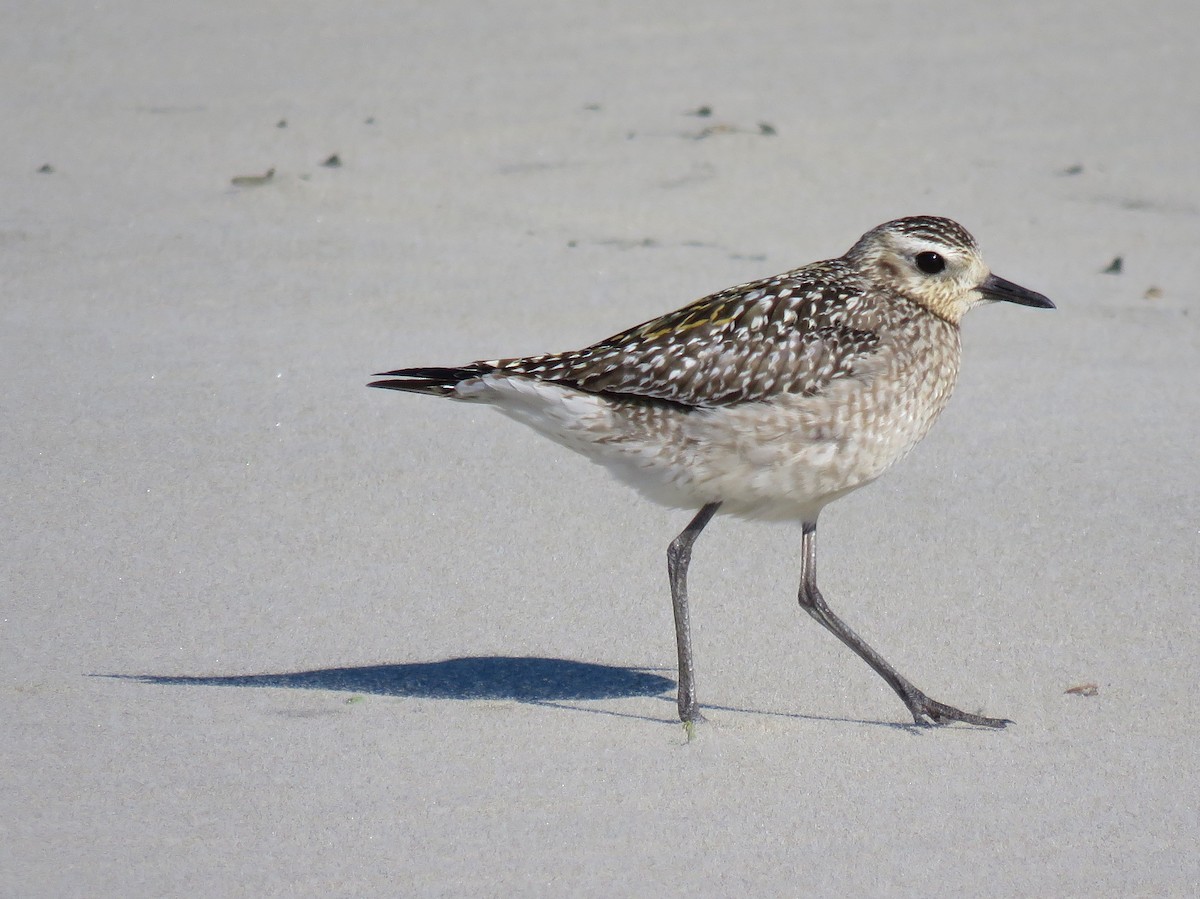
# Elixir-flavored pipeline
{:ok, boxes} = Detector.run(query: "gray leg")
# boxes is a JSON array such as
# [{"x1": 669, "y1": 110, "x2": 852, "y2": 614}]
[
  {"x1": 667, "y1": 502, "x2": 720, "y2": 723},
  {"x1": 797, "y1": 521, "x2": 1010, "y2": 728}
]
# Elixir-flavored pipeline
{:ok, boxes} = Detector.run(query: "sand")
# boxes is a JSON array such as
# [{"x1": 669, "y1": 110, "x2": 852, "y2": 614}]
[{"x1": 3, "y1": 1, "x2": 1198, "y2": 895}]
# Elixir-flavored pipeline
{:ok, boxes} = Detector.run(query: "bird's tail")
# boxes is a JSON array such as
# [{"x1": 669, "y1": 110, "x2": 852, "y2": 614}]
[{"x1": 367, "y1": 364, "x2": 496, "y2": 397}]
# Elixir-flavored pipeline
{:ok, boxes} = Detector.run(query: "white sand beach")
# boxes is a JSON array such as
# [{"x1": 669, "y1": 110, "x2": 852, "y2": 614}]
[{"x1": 3, "y1": 1, "x2": 1198, "y2": 895}]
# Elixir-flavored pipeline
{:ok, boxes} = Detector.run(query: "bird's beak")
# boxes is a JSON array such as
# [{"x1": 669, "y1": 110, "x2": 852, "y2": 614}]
[{"x1": 979, "y1": 273, "x2": 1055, "y2": 309}]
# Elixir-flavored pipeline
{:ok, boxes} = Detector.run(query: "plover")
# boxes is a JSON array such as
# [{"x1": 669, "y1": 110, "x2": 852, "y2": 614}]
[{"x1": 370, "y1": 216, "x2": 1053, "y2": 729}]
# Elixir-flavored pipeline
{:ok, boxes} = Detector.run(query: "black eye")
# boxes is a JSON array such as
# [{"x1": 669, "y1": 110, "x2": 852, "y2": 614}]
[{"x1": 915, "y1": 251, "x2": 945, "y2": 274}]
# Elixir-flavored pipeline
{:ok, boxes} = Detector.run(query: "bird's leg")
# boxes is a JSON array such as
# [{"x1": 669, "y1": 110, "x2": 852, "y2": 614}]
[
  {"x1": 796, "y1": 522, "x2": 1010, "y2": 728},
  {"x1": 667, "y1": 502, "x2": 721, "y2": 726}
]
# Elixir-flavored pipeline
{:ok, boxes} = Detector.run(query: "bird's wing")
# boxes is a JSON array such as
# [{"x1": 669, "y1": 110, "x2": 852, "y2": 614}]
[{"x1": 491, "y1": 266, "x2": 884, "y2": 407}]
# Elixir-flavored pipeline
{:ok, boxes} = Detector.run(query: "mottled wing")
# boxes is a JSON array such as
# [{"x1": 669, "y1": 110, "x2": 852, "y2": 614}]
[{"x1": 491, "y1": 262, "x2": 884, "y2": 407}]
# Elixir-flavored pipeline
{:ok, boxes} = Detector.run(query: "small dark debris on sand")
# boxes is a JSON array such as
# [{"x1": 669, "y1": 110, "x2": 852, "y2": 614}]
[{"x1": 231, "y1": 167, "x2": 276, "y2": 187}]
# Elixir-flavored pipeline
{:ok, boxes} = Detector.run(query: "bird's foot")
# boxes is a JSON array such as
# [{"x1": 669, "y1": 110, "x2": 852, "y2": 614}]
[{"x1": 905, "y1": 691, "x2": 1011, "y2": 729}]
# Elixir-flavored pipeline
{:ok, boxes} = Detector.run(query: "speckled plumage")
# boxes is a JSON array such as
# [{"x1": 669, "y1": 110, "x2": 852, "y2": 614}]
[
  {"x1": 371, "y1": 216, "x2": 1053, "y2": 728},
  {"x1": 376, "y1": 217, "x2": 1002, "y2": 520}
]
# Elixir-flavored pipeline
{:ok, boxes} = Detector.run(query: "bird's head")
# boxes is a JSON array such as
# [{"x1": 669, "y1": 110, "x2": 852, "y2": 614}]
[{"x1": 846, "y1": 216, "x2": 1053, "y2": 324}]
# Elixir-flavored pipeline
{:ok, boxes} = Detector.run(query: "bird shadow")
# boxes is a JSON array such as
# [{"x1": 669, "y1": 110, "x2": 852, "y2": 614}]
[
  {"x1": 99, "y1": 655, "x2": 675, "y2": 706},
  {"x1": 98, "y1": 655, "x2": 944, "y2": 732}
]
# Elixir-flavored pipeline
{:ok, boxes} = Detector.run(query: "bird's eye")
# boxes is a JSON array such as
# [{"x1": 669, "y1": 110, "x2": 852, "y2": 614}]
[{"x1": 915, "y1": 251, "x2": 945, "y2": 274}]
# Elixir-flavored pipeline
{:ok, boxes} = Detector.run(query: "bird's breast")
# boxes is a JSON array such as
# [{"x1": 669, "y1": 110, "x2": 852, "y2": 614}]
[{"x1": 675, "y1": 315, "x2": 962, "y2": 518}]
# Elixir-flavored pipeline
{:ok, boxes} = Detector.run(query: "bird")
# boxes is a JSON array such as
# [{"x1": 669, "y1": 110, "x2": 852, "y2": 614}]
[{"x1": 369, "y1": 215, "x2": 1053, "y2": 729}]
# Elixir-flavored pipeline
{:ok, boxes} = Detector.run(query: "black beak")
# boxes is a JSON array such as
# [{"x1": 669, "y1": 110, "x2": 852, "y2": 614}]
[{"x1": 979, "y1": 273, "x2": 1055, "y2": 309}]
